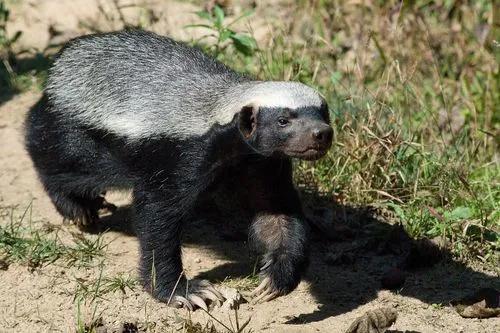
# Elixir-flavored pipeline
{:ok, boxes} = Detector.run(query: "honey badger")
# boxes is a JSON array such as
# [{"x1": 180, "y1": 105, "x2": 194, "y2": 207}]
[{"x1": 25, "y1": 30, "x2": 333, "y2": 310}]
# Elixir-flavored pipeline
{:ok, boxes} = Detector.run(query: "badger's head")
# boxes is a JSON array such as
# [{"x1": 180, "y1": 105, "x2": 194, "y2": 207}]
[{"x1": 236, "y1": 82, "x2": 333, "y2": 160}]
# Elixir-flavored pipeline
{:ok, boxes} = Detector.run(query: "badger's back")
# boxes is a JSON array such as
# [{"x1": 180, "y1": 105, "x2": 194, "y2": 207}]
[{"x1": 46, "y1": 30, "x2": 248, "y2": 140}]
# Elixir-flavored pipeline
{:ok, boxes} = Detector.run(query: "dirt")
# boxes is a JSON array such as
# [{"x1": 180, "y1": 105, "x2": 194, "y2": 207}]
[{"x1": 1, "y1": 1, "x2": 500, "y2": 332}]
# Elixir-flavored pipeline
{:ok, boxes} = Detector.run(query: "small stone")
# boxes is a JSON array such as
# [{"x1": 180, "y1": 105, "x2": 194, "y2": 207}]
[
  {"x1": 346, "y1": 307, "x2": 398, "y2": 333},
  {"x1": 218, "y1": 285, "x2": 245, "y2": 310}
]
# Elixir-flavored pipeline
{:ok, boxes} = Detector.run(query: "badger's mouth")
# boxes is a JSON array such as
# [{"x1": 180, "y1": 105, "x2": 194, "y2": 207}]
[{"x1": 287, "y1": 147, "x2": 329, "y2": 161}]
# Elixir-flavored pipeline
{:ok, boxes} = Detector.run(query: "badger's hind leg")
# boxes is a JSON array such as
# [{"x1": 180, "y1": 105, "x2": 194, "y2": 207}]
[
  {"x1": 45, "y1": 184, "x2": 116, "y2": 227},
  {"x1": 25, "y1": 96, "x2": 120, "y2": 228},
  {"x1": 36, "y1": 164, "x2": 118, "y2": 228}
]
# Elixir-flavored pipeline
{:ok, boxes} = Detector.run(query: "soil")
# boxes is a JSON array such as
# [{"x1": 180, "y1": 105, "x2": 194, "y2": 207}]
[{"x1": 1, "y1": 1, "x2": 499, "y2": 332}]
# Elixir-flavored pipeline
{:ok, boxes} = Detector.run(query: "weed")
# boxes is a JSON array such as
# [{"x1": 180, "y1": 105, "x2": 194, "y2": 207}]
[
  {"x1": 0, "y1": 0, "x2": 50, "y2": 102},
  {"x1": 75, "y1": 299, "x2": 104, "y2": 333},
  {"x1": 74, "y1": 270, "x2": 138, "y2": 303},
  {"x1": 220, "y1": 275, "x2": 259, "y2": 292},
  {"x1": 181, "y1": 320, "x2": 220, "y2": 333},
  {"x1": 186, "y1": 5, "x2": 257, "y2": 58},
  {"x1": 0, "y1": 203, "x2": 65, "y2": 270},
  {"x1": 104, "y1": 272, "x2": 138, "y2": 294},
  {"x1": 431, "y1": 303, "x2": 444, "y2": 310},
  {"x1": 0, "y1": 204, "x2": 109, "y2": 269},
  {"x1": 0, "y1": 0, "x2": 23, "y2": 96},
  {"x1": 79, "y1": 0, "x2": 160, "y2": 33},
  {"x1": 66, "y1": 232, "x2": 108, "y2": 268}
]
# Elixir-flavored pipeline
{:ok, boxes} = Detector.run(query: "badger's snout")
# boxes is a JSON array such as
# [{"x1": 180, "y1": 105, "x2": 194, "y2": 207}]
[
  {"x1": 298, "y1": 123, "x2": 332, "y2": 160},
  {"x1": 285, "y1": 122, "x2": 333, "y2": 161},
  {"x1": 311, "y1": 124, "x2": 333, "y2": 148}
]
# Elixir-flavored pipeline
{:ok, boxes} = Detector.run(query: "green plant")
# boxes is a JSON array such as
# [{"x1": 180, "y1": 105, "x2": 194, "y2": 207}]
[
  {"x1": 0, "y1": 204, "x2": 65, "y2": 270},
  {"x1": 0, "y1": 0, "x2": 22, "y2": 94},
  {"x1": 186, "y1": 5, "x2": 257, "y2": 57},
  {"x1": 66, "y1": 232, "x2": 108, "y2": 268},
  {"x1": 0, "y1": 1, "x2": 50, "y2": 101},
  {"x1": 0, "y1": 204, "x2": 109, "y2": 269},
  {"x1": 75, "y1": 299, "x2": 103, "y2": 333},
  {"x1": 0, "y1": 1, "x2": 21, "y2": 51},
  {"x1": 74, "y1": 272, "x2": 138, "y2": 303}
]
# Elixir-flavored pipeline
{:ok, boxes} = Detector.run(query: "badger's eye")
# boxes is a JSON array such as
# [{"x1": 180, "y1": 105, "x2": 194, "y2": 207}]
[{"x1": 278, "y1": 117, "x2": 289, "y2": 127}]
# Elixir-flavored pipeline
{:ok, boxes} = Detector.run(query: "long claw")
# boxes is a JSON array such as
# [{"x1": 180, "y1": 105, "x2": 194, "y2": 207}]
[
  {"x1": 170, "y1": 300, "x2": 183, "y2": 308},
  {"x1": 260, "y1": 260, "x2": 272, "y2": 271},
  {"x1": 166, "y1": 280, "x2": 228, "y2": 311},
  {"x1": 252, "y1": 289, "x2": 271, "y2": 304},
  {"x1": 261, "y1": 291, "x2": 278, "y2": 303},
  {"x1": 188, "y1": 294, "x2": 208, "y2": 311},
  {"x1": 196, "y1": 280, "x2": 225, "y2": 301},
  {"x1": 172, "y1": 296, "x2": 193, "y2": 311},
  {"x1": 199, "y1": 289, "x2": 222, "y2": 303},
  {"x1": 250, "y1": 277, "x2": 270, "y2": 297},
  {"x1": 205, "y1": 285, "x2": 225, "y2": 301},
  {"x1": 252, "y1": 287, "x2": 272, "y2": 304}
]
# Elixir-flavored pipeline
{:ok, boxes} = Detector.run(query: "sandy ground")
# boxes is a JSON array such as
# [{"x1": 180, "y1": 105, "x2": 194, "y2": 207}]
[{"x1": 1, "y1": 1, "x2": 499, "y2": 332}]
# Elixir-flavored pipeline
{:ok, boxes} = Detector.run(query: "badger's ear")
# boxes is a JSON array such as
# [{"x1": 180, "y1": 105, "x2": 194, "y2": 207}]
[{"x1": 238, "y1": 105, "x2": 258, "y2": 138}]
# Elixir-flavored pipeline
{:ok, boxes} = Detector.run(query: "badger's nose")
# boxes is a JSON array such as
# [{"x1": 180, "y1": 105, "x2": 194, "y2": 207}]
[{"x1": 312, "y1": 126, "x2": 333, "y2": 145}]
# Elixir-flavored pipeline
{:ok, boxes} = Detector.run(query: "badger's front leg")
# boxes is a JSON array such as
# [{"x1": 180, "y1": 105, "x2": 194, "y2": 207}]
[
  {"x1": 246, "y1": 159, "x2": 310, "y2": 303},
  {"x1": 134, "y1": 186, "x2": 224, "y2": 311},
  {"x1": 249, "y1": 212, "x2": 309, "y2": 302}
]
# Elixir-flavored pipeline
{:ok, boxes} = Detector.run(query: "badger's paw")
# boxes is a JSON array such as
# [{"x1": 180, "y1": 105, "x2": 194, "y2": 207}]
[
  {"x1": 96, "y1": 197, "x2": 117, "y2": 215},
  {"x1": 63, "y1": 196, "x2": 117, "y2": 228},
  {"x1": 168, "y1": 279, "x2": 225, "y2": 311},
  {"x1": 63, "y1": 209, "x2": 98, "y2": 228}
]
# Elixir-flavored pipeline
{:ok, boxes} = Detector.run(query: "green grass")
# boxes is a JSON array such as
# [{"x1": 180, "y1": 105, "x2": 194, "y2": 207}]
[
  {"x1": 0, "y1": 206, "x2": 64, "y2": 270},
  {"x1": 0, "y1": 0, "x2": 49, "y2": 102},
  {"x1": 0, "y1": 204, "x2": 108, "y2": 269},
  {"x1": 74, "y1": 270, "x2": 138, "y2": 303}
]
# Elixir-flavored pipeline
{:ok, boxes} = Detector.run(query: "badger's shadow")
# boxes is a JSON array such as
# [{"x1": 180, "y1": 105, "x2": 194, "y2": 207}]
[{"x1": 89, "y1": 194, "x2": 499, "y2": 324}]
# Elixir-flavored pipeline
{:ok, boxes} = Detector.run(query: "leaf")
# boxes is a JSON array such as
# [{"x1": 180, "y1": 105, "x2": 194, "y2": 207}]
[
  {"x1": 386, "y1": 203, "x2": 406, "y2": 220},
  {"x1": 195, "y1": 10, "x2": 212, "y2": 21},
  {"x1": 445, "y1": 206, "x2": 472, "y2": 221},
  {"x1": 230, "y1": 33, "x2": 257, "y2": 56},
  {"x1": 219, "y1": 29, "x2": 232, "y2": 42},
  {"x1": 330, "y1": 71, "x2": 342, "y2": 85},
  {"x1": 213, "y1": 5, "x2": 225, "y2": 29}
]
